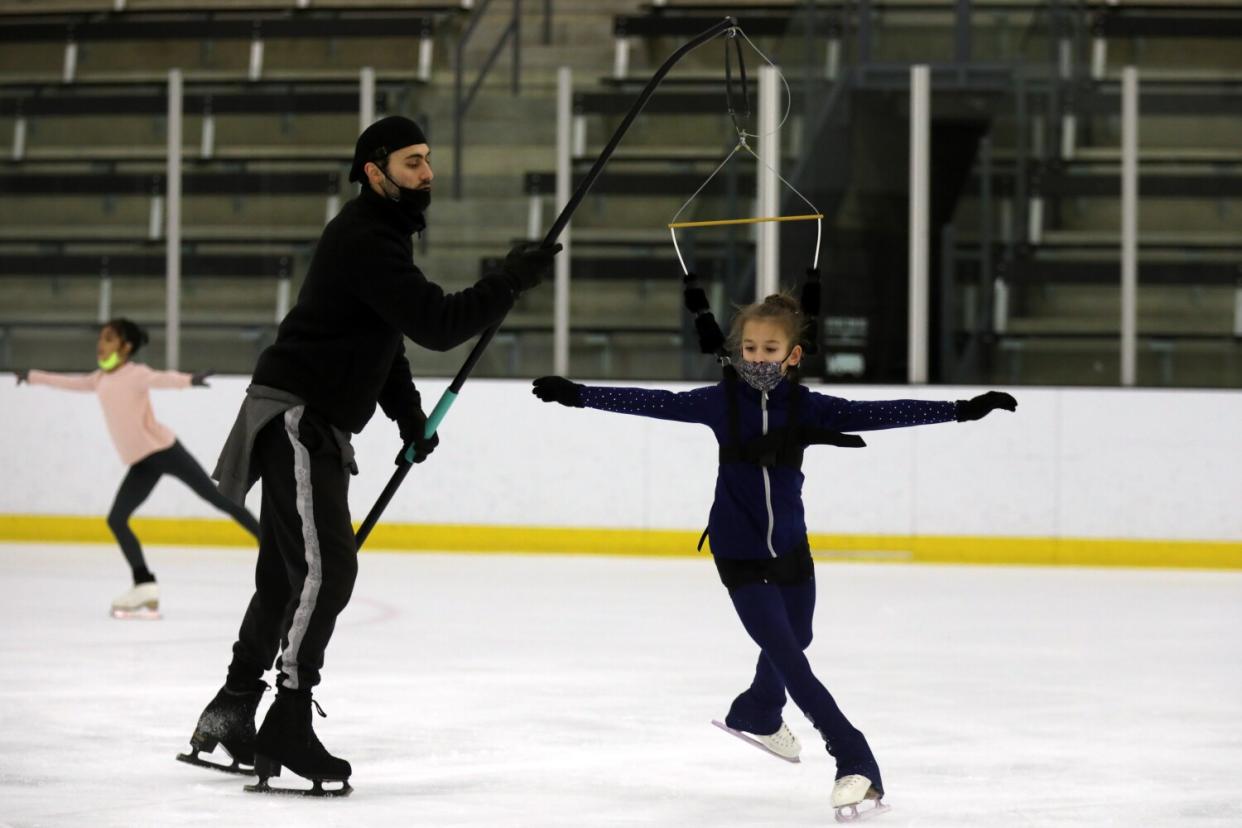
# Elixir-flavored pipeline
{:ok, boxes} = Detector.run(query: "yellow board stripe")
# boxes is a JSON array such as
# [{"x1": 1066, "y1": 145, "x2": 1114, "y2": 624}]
[{"x1": 1, "y1": 515, "x2": 1240, "y2": 570}]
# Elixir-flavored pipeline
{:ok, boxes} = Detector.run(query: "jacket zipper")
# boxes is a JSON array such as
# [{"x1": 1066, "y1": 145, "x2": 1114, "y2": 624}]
[{"x1": 761, "y1": 391, "x2": 777, "y2": 558}]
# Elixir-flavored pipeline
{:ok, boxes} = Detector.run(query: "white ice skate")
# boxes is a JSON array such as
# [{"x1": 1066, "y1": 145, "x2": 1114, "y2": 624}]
[
  {"x1": 831, "y1": 774, "x2": 889, "y2": 822},
  {"x1": 111, "y1": 582, "x2": 160, "y2": 620},
  {"x1": 711, "y1": 719, "x2": 801, "y2": 763}
]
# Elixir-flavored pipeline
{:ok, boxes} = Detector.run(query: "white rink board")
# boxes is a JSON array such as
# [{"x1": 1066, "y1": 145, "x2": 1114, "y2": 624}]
[
  {"x1": 3, "y1": 376, "x2": 1242, "y2": 542},
  {"x1": 0, "y1": 543, "x2": 1239, "y2": 827}
]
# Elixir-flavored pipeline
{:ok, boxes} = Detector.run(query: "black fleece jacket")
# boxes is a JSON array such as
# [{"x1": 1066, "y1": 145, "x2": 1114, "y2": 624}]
[{"x1": 252, "y1": 186, "x2": 516, "y2": 434}]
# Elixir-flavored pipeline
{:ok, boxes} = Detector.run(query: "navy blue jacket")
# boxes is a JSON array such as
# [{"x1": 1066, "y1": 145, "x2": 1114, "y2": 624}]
[{"x1": 580, "y1": 378, "x2": 957, "y2": 561}]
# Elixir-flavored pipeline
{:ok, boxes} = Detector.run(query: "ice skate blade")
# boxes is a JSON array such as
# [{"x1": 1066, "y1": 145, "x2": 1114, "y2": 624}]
[
  {"x1": 111, "y1": 607, "x2": 161, "y2": 620},
  {"x1": 710, "y1": 720, "x2": 800, "y2": 764},
  {"x1": 175, "y1": 748, "x2": 255, "y2": 776},
  {"x1": 244, "y1": 777, "x2": 353, "y2": 797},
  {"x1": 834, "y1": 800, "x2": 890, "y2": 823},
  {"x1": 244, "y1": 755, "x2": 351, "y2": 797}
]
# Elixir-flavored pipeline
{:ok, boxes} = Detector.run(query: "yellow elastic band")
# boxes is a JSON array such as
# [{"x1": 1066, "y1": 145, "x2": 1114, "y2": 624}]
[{"x1": 668, "y1": 213, "x2": 823, "y2": 230}]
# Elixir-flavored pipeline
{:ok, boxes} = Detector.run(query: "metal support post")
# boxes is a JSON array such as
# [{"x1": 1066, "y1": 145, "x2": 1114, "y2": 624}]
[
  {"x1": 63, "y1": 40, "x2": 78, "y2": 83},
  {"x1": 756, "y1": 64, "x2": 781, "y2": 300},
  {"x1": 11, "y1": 117, "x2": 26, "y2": 161},
  {"x1": 908, "y1": 64, "x2": 930, "y2": 384},
  {"x1": 276, "y1": 278, "x2": 291, "y2": 322},
  {"x1": 359, "y1": 66, "x2": 376, "y2": 131},
  {"x1": 418, "y1": 36, "x2": 434, "y2": 82},
  {"x1": 554, "y1": 66, "x2": 573, "y2": 376},
  {"x1": 165, "y1": 69, "x2": 183, "y2": 371},
  {"x1": 1121, "y1": 66, "x2": 1139, "y2": 386},
  {"x1": 248, "y1": 36, "x2": 264, "y2": 81}
]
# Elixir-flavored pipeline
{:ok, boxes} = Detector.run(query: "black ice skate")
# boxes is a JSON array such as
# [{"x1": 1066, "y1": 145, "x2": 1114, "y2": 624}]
[
  {"x1": 244, "y1": 689, "x2": 352, "y2": 797},
  {"x1": 176, "y1": 682, "x2": 267, "y2": 775}
]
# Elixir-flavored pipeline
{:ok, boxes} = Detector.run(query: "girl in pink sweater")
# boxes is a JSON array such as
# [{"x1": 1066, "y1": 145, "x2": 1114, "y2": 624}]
[{"x1": 16, "y1": 318, "x2": 259, "y2": 618}]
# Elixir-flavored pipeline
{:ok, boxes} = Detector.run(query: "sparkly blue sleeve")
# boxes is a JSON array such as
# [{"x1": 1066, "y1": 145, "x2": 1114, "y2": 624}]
[
  {"x1": 808, "y1": 391, "x2": 958, "y2": 432},
  {"x1": 579, "y1": 385, "x2": 720, "y2": 426}
]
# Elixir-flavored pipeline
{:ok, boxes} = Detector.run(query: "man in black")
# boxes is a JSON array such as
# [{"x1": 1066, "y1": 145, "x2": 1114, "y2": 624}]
[{"x1": 179, "y1": 116, "x2": 559, "y2": 793}]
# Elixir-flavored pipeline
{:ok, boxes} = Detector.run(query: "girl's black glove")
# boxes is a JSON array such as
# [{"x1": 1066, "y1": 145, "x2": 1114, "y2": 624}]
[
  {"x1": 955, "y1": 391, "x2": 1017, "y2": 422},
  {"x1": 15, "y1": 369, "x2": 29, "y2": 384},
  {"x1": 532, "y1": 376, "x2": 584, "y2": 408},
  {"x1": 191, "y1": 371, "x2": 213, "y2": 387}
]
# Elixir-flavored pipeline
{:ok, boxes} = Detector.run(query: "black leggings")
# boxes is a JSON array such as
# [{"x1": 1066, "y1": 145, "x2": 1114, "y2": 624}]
[{"x1": 107, "y1": 441, "x2": 260, "y2": 582}]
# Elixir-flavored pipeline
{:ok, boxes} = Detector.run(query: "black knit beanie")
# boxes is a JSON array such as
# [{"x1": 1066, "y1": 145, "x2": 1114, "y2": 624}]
[{"x1": 348, "y1": 116, "x2": 428, "y2": 183}]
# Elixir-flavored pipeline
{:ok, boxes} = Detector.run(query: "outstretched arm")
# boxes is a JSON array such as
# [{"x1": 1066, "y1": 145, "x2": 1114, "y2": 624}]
[
  {"x1": 810, "y1": 393, "x2": 945, "y2": 432},
  {"x1": 532, "y1": 376, "x2": 719, "y2": 427},
  {"x1": 140, "y1": 365, "x2": 194, "y2": 389},
  {"x1": 809, "y1": 389, "x2": 1016, "y2": 432},
  {"x1": 25, "y1": 370, "x2": 99, "y2": 392},
  {"x1": 351, "y1": 233, "x2": 563, "y2": 353}
]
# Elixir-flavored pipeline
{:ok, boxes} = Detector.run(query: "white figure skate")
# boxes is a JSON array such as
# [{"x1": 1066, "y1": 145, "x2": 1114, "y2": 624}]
[
  {"x1": 111, "y1": 582, "x2": 160, "y2": 620},
  {"x1": 832, "y1": 774, "x2": 889, "y2": 822},
  {"x1": 711, "y1": 719, "x2": 801, "y2": 763}
]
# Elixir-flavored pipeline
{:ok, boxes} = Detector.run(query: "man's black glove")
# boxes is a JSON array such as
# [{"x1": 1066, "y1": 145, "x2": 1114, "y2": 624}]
[
  {"x1": 191, "y1": 370, "x2": 213, "y2": 387},
  {"x1": 955, "y1": 391, "x2": 1018, "y2": 422},
  {"x1": 500, "y1": 241, "x2": 563, "y2": 294},
  {"x1": 14, "y1": 369, "x2": 29, "y2": 385},
  {"x1": 532, "y1": 376, "x2": 584, "y2": 408},
  {"x1": 396, "y1": 410, "x2": 439, "y2": 465}
]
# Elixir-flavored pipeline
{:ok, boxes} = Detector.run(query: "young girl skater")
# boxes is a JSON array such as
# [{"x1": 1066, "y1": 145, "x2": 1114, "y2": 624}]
[
  {"x1": 532, "y1": 293, "x2": 1016, "y2": 821},
  {"x1": 16, "y1": 318, "x2": 260, "y2": 619}
]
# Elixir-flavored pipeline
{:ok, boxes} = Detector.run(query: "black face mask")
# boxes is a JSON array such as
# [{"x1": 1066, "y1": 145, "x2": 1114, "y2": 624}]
[{"x1": 377, "y1": 165, "x2": 430, "y2": 231}]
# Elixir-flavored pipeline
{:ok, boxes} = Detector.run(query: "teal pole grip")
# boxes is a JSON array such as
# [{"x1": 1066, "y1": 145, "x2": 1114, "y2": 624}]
[{"x1": 404, "y1": 389, "x2": 458, "y2": 463}]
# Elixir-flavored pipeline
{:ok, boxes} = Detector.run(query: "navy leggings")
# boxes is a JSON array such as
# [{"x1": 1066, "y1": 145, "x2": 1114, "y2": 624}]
[{"x1": 723, "y1": 577, "x2": 883, "y2": 790}]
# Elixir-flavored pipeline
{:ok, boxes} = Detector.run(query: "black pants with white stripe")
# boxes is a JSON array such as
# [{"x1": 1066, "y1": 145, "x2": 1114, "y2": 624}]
[{"x1": 226, "y1": 406, "x2": 358, "y2": 693}]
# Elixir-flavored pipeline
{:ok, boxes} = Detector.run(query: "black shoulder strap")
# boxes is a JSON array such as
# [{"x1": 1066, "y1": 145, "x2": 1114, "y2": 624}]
[
  {"x1": 799, "y1": 268, "x2": 821, "y2": 355},
  {"x1": 683, "y1": 271, "x2": 728, "y2": 357},
  {"x1": 787, "y1": 379, "x2": 804, "y2": 429},
  {"x1": 776, "y1": 382, "x2": 806, "y2": 468},
  {"x1": 723, "y1": 366, "x2": 741, "y2": 447}
]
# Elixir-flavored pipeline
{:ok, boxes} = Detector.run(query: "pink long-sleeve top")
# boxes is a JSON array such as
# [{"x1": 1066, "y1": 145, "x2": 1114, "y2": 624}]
[{"x1": 28, "y1": 362, "x2": 192, "y2": 465}]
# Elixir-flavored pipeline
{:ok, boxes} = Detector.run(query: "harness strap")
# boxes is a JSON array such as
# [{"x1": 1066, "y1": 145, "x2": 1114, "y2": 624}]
[
  {"x1": 683, "y1": 271, "x2": 728, "y2": 356},
  {"x1": 800, "y1": 267, "x2": 822, "y2": 354},
  {"x1": 718, "y1": 381, "x2": 804, "y2": 468},
  {"x1": 723, "y1": 366, "x2": 741, "y2": 447}
]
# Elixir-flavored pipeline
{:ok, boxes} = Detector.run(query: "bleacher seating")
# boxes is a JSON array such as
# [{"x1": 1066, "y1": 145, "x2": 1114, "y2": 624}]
[{"x1": 2, "y1": 0, "x2": 1241, "y2": 385}]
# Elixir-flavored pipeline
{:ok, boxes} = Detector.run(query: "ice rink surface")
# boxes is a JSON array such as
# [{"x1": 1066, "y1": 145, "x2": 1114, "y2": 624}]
[{"x1": 1, "y1": 542, "x2": 1239, "y2": 828}]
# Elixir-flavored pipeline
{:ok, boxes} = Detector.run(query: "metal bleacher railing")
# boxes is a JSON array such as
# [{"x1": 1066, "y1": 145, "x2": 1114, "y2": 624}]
[
  {"x1": 0, "y1": 1, "x2": 467, "y2": 371},
  {"x1": 3, "y1": 1, "x2": 1241, "y2": 385},
  {"x1": 524, "y1": 0, "x2": 1242, "y2": 387}
]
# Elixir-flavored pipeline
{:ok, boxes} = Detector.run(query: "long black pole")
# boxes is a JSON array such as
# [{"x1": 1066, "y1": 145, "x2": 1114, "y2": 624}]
[{"x1": 356, "y1": 16, "x2": 738, "y2": 548}]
